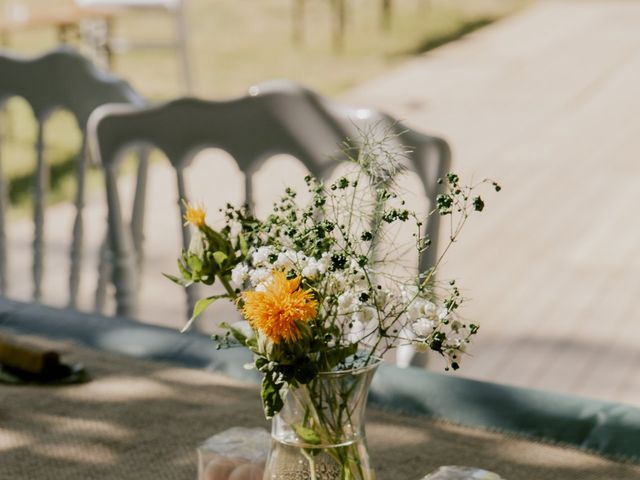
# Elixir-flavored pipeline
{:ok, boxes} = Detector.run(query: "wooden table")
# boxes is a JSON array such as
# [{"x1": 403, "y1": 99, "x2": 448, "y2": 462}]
[{"x1": 1, "y1": 332, "x2": 639, "y2": 479}]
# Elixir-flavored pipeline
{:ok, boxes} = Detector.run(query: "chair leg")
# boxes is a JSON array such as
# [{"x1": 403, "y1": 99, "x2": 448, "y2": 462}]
[
  {"x1": 94, "y1": 234, "x2": 111, "y2": 314},
  {"x1": 0, "y1": 122, "x2": 7, "y2": 295},
  {"x1": 33, "y1": 122, "x2": 47, "y2": 301},
  {"x1": 68, "y1": 146, "x2": 87, "y2": 310},
  {"x1": 131, "y1": 146, "x2": 150, "y2": 275}
]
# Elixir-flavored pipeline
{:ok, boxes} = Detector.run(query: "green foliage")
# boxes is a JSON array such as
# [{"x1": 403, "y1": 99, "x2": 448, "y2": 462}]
[{"x1": 261, "y1": 370, "x2": 288, "y2": 419}]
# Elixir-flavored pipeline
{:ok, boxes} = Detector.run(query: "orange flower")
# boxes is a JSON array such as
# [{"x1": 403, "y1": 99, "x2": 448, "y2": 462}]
[
  {"x1": 183, "y1": 201, "x2": 206, "y2": 228},
  {"x1": 242, "y1": 270, "x2": 317, "y2": 344}
]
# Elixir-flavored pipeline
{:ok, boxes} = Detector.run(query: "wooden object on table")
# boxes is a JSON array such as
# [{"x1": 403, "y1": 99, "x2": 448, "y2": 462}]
[{"x1": 0, "y1": 334, "x2": 61, "y2": 375}]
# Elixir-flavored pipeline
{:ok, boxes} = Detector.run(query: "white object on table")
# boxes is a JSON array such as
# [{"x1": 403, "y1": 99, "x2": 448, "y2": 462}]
[
  {"x1": 197, "y1": 427, "x2": 270, "y2": 480},
  {"x1": 422, "y1": 466, "x2": 504, "y2": 480}
]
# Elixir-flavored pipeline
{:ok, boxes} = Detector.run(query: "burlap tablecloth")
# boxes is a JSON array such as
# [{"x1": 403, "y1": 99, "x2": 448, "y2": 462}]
[{"x1": 1, "y1": 338, "x2": 639, "y2": 480}]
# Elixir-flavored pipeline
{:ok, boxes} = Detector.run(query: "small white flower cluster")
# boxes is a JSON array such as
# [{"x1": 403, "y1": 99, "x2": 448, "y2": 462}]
[
  {"x1": 401, "y1": 286, "x2": 443, "y2": 339},
  {"x1": 231, "y1": 247, "x2": 332, "y2": 291},
  {"x1": 230, "y1": 244, "x2": 470, "y2": 361},
  {"x1": 400, "y1": 285, "x2": 473, "y2": 366}
]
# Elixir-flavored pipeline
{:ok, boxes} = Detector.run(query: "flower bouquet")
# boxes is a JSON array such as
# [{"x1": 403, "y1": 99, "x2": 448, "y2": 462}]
[{"x1": 168, "y1": 133, "x2": 499, "y2": 480}]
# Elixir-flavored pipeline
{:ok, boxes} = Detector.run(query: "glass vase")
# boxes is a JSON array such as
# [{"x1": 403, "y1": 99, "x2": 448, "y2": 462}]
[{"x1": 263, "y1": 360, "x2": 380, "y2": 480}]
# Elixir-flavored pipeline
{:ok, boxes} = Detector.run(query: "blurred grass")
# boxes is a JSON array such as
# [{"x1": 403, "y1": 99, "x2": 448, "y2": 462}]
[{"x1": 0, "y1": 0, "x2": 531, "y2": 214}]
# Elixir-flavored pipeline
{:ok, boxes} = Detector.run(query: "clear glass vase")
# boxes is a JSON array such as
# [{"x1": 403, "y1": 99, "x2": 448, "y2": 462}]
[{"x1": 263, "y1": 360, "x2": 380, "y2": 480}]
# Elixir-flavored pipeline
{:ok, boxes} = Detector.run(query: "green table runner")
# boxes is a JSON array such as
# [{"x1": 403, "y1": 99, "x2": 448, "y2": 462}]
[{"x1": 1, "y1": 337, "x2": 638, "y2": 480}]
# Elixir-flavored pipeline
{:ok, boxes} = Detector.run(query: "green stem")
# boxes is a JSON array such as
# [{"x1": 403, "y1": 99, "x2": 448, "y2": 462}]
[
  {"x1": 301, "y1": 448, "x2": 318, "y2": 480},
  {"x1": 219, "y1": 275, "x2": 237, "y2": 299}
]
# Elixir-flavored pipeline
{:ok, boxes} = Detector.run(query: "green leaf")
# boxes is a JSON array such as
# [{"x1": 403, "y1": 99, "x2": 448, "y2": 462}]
[
  {"x1": 187, "y1": 254, "x2": 203, "y2": 271},
  {"x1": 472, "y1": 196, "x2": 485, "y2": 212},
  {"x1": 229, "y1": 325, "x2": 252, "y2": 347},
  {"x1": 293, "y1": 358, "x2": 318, "y2": 384},
  {"x1": 177, "y1": 258, "x2": 191, "y2": 278},
  {"x1": 436, "y1": 194, "x2": 453, "y2": 215},
  {"x1": 162, "y1": 272, "x2": 193, "y2": 288},
  {"x1": 203, "y1": 226, "x2": 229, "y2": 251},
  {"x1": 180, "y1": 295, "x2": 226, "y2": 333},
  {"x1": 238, "y1": 233, "x2": 249, "y2": 257},
  {"x1": 213, "y1": 251, "x2": 228, "y2": 268},
  {"x1": 261, "y1": 372, "x2": 287, "y2": 419},
  {"x1": 293, "y1": 425, "x2": 321, "y2": 445}
]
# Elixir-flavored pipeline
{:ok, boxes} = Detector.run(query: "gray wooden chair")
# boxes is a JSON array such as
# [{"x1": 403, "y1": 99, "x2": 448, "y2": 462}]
[
  {"x1": 0, "y1": 46, "x2": 145, "y2": 308},
  {"x1": 87, "y1": 80, "x2": 450, "y2": 352}
]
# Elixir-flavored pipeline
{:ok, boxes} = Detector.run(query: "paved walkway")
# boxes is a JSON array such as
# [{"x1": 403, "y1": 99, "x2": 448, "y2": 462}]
[
  {"x1": 346, "y1": 0, "x2": 640, "y2": 405},
  {"x1": 5, "y1": 1, "x2": 640, "y2": 405}
]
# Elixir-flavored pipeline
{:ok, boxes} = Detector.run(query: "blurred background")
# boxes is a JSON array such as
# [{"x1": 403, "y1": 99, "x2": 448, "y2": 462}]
[{"x1": 3, "y1": 0, "x2": 640, "y2": 407}]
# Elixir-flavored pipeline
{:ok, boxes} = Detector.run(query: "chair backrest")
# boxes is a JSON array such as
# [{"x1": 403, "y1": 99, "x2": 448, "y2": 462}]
[
  {"x1": 0, "y1": 46, "x2": 144, "y2": 307},
  {"x1": 87, "y1": 80, "x2": 450, "y2": 321}
]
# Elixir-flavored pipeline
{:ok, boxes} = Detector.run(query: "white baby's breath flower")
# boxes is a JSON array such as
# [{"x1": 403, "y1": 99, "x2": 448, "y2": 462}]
[
  {"x1": 374, "y1": 289, "x2": 393, "y2": 310},
  {"x1": 406, "y1": 301, "x2": 426, "y2": 321},
  {"x1": 328, "y1": 272, "x2": 347, "y2": 294},
  {"x1": 352, "y1": 306, "x2": 376, "y2": 324},
  {"x1": 317, "y1": 253, "x2": 331, "y2": 274},
  {"x1": 274, "y1": 250, "x2": 304, "y2": 269},
  {"x1": 337, "y1": 292, "x2": 356, "y2": 314},
  {"x1": 412, "y1": 317, "x2": 436, "y2": 337},
  {"x1": 249, "y1": 268, "x2": 271, "y2": 287},
  {"x1": 423, "y1": 301, "x2": 437, "y2": 318},
  {"x1": 252, "y1": 246, "x2": 273, "y2": 266},
  {"x1": 401, "y1": 285, "x2": 419, "y2": 302},
  {"x1": 231, "y1": 264, "x2": 249, "y2": 288},
  {"x1": 347, "y1": 320, "x2": 365, "y2": 343},
  {"x1": 302, "y1": 258, "x2": 320, "y2": 279},
  {"x1": 346, "y1": 318, "x2": 377, "y2": 345},
  {"x1": 353, "y1": 270, "x2": 369, "y2": 290},
  {"x1": 438, "y1": 306, "x2": 449, "y2": 321}
]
